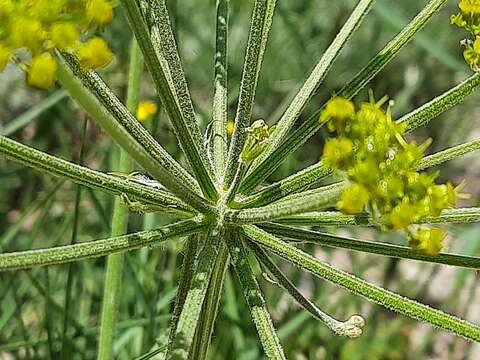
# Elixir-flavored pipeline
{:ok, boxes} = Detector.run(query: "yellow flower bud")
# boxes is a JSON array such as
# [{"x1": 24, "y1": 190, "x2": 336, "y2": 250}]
[
  {"x1": 27, "y1": 53, "x2": 58, "y2": 89},
  {"x1": 50, "y1": 23, "x2": 79, "y2": 50},
  {"x1": 86, "y1": 0, "x2": 114, "y2": 28},
  {"x1": 322, "y1": 137, "x2": 354, "y2": 170},
  {"x1": 10, "y1": 19, "x2": 46, "y2": 52},
  {"x1": 459, "y1": 0, "x2": 480, "y2": 14},
  {"x1": 77, "y1": 37, "x2": 113, "y2": 69},
  {"x1": 137, "y1": 100, "x2": 158, "y2": 122},
  {"x1": 337, "y1": 184, "x2": 369, "y2": 215}
]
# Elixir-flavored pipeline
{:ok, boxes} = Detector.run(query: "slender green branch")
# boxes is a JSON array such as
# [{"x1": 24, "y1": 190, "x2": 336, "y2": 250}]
[
  {"x1": 250, "y1": 241, "x2": 365, "y2": 337},
  {"x1": 97, "y1": 39, "x2": 142, "y2": 360},
  {"x1": 0, "y1": 219, "x2": 206, "y2": 272},
  {"x1": 168, "y1": 228, "x2": 223, "y2": 360},
  {"x1": 399, "y1": 73, "x2": 480, "y2": 132},
  {"x1": 0, "y1": 135, "x2": 194, "y2": 217},
  {"x1": 224, "y1": 0, "x2": 277, "y2": 188},
  {"x1": 260, "y1": 223, "x2": 480, "y2": 269},
  {"x1": 227, "y1": 233, "x2": 286, "y2": 359},
  {"x1": 190, "y1": 243, "x2": 230, "y2": 360},
  {"x1": 275, "y1": 207, "x2": 480, "y2": 227},
  {"x1": 211, "y1": 0, "x2": 229, "y2": 179},
  {"x1": 239, "y1": 0, "x2": 447, "y2": 194},
  {"x1": 120, "y1": 0, "x2": 218, "y2": 200},
  {"x1": 226, "y1": 183, "x2": 344, "y2": 224},
  {"x1": 250, "y1": 0, "x2": 375, "y2": 172},
  {"x1": 417, "y1": 138, "x2": 480, "y2": 170},
  {"x1": 243, "y1": 225, "x2": 480, "y2": 342}
]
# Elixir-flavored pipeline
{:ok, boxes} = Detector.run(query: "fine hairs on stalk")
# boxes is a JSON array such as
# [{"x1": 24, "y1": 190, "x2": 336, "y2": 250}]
[{"x1": 1, "y1": 0, "x2": 480, "y2": 359}]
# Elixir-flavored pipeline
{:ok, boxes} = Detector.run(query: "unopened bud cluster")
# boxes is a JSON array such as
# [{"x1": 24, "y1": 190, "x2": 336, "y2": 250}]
[
  {"x1": 451, "y1": 0, "x2": 480, "y2": 69},
  {"x1": 0, "y1": 0, "x2": 114, "y2": 89},
  {"x1": 320, "y1": 96, "x2": 462, "y2": 255}
]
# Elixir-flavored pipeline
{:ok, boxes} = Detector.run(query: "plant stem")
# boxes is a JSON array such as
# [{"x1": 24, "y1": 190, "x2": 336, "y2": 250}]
[{"x1": 97, "y1": 40, "x2": 142, "y2": 360}]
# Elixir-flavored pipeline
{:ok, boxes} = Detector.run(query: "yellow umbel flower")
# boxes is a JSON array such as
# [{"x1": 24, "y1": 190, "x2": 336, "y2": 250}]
[
  {"x1": 137, "y1": 101, "x2": 158, "y2": 122},
  {"x1": 27, "y1": 53, "x2": 58, "y2": 89},
  {"x1": 77, "y1": 38, "x2": 113, "y2": 69},
  {"x1": 320, "y1": 95, "x2": 462, "y2": 254},
  {"x1": 0, "y1": 0, "x2": 116, "y2": 89}
]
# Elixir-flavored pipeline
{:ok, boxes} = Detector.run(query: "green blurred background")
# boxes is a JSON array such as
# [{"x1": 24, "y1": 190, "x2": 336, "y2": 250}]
[{"x1": 1, "y1": 0, "x2": 479, "y2": 359}]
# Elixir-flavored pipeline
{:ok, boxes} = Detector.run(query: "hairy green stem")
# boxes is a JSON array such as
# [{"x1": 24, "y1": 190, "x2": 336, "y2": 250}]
[
  {"x1": 0, "y1": 219, "x2": 206, "y2": 272},
  {"x1": 0, "y1": 136, "x2": 194, "y2": 218},
  {"x1": 275, "y1": 207, "x2": 480, "y2": 227},
  {"x1": 226, "y1": 183, "x2": 344, "y2": 224},
  {"x1": 243, "y1": 225, "x2": 480, "y2": 342},
  {"x1": 228, "y1": 233, "x2": 286, "y2": 359},
  {"x1": 261, "y1": 223, "x2": 480, "y2": 269}
]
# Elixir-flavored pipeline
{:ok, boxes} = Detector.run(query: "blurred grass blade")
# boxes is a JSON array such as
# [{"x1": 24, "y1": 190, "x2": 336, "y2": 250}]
[
  {"x1": 0, "y1": 219, "x2": 206, "y2": 271},
  {"x1": 224, "y1": 0, "x2": 277, "y2": 188},
  {"x1": 250, "y1": 0, "x2": 375, "y2": 173},
  {"x1": 243, "y1": 225, "x2": 480, "y2": 342},
  {"x1": 239, "y1": 0, "x2": 447, "y2": 194},
  {"x1": 0, "y1": 135, "x2": 194, "y2": 217},
  {"x1": 227, "y1": 233, "x2": 286, "y2": 359},
  {"x1": 0, "y1": 90, "x2": 67, "y2": 136},
  {"x1": 120, "y1": 0, "x2": 218, "y2": 200},
  {"x1": 98, "y1": 39, "x2": 142, "y2": 360},
  {"x1": 261, "y1": 223, "x2": 480, "y2": 269},
  {"x1": 251, "y1": 241, "x2": 365, "y2": 337},
  {"x1": 275, "y1": 207, "x2": 480, "y2": 227}
]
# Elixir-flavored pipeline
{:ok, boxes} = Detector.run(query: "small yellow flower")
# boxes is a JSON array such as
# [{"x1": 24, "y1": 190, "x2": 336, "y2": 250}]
[
  {"x1": 9, "y1": 19, "x2": 46, "y2": 52},
  {"x1": 322, "y1": 137, "x2": 354, "y2": 169},
  {"x1": 226, "y1": 121, "x2": 235, "y2": 136},
  {"x1": 27, "y1": 53, "x2": 58, "y2": 89},
  {"x1": 0, "y1": 0, "x2": 14, "y2": 18},
  {"x1": 337, "y1": 184, "x2": 369, "y2": 215},
  {"x1": 459, "y1": 0, "x2": 480, "y2": 14},
  {"x1": 409, "y1": 228, "x2": 446, "y2": 256},
  {"x1": 320, "y1": 97, "x2": 355, "y2": 125},
  {"x1": 50, "y1": 23, "x2": 79, "y2": 51},
  {"x1": 136, "y1": 100, "x2": 158, "y2": 122},
  {"x1": 0, "y1": 43, "x2": 11, "y2": 71},
  {"x1": 77, "y1": 37, "x2": 113, "y2": 69},
  {"x1": 86, "y1": 0, "x2": 114, "y2": 28}
]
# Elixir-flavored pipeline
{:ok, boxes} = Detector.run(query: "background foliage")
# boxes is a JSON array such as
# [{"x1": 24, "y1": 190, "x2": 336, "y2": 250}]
[{"x1": 0, "y1": 0, "x2": 479, "y2": 359}]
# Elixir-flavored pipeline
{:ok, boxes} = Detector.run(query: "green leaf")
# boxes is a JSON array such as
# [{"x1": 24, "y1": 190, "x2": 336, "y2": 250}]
[{"x1": 243, "y1": 225, "x2": 480, "y2": 342}]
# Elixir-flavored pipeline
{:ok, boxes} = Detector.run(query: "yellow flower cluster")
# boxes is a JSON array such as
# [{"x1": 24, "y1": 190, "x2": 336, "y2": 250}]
[
  {"x1": 0, "y1": 0, "x2": 114, "y2": 89},
  {"x1": 320, "y1": 96, "x2": 462, "y2": 255},
  {"x1": 451, "y1": 0, "x2": 480, "y2": 69}
]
